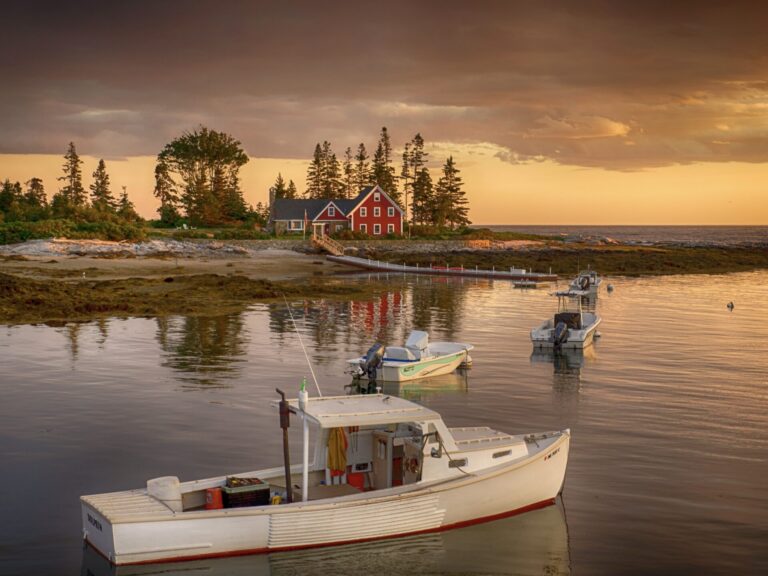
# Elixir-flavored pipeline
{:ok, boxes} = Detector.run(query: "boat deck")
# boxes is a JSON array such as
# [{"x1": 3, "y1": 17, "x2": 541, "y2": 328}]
[
  {"x1": 449, "y1": 426, "x2": 517, "y2": 448},
  {"x1": 82, "y1": 489, "x2": 174, "y2": 523}
]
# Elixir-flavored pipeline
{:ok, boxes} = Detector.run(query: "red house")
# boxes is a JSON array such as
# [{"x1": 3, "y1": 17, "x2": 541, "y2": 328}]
[{"x1": 271, "y1": 185, "x2": 405, "y2": 236}]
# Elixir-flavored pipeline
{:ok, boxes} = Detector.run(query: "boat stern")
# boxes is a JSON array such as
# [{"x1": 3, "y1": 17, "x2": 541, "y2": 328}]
[{"x1": 81, "y1": 497, "x2": 116, "y2": 563}]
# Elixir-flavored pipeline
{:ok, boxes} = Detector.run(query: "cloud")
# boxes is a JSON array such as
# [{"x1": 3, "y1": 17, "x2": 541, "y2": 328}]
[{"x1": 1, "y1": 1, "x2": 768, "y2": 169}]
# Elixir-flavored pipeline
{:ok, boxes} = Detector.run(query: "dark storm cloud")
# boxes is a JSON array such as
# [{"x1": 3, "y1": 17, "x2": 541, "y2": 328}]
[{"x1": 2, "y1": 0, "x2": 768, "y2": 168}]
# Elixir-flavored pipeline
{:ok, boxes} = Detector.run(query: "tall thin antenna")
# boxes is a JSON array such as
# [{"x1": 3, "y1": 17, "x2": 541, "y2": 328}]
[{"x1": 282, "y1": 295, "x2": 323, "y2": 397}]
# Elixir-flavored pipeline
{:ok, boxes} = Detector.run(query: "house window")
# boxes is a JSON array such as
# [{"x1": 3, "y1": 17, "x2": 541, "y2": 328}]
[
  {"x1": 388, "y1": 207, "x2": 395, "y2": 217},
  {"x1": 373, "y1": 223, "x2": 381, "y2": 235},
  {"x1": 360, "y1": 223, "x2": 367, "y2": 233},
  {"x1": 360, "y1": 207, "x2": 367, "y2": 217},
  {"x1": 328, "y1": 206, "x2": 335, "y2": 217},
  {"x1": 373, "y1": 207, "x2": 380, "y2": 217},
  {"x1": 335, "y1": 224, "x2": 344, "y2": 231},
  {"x1": 387, "y1": 223, "x2": 395, "y2": 234},
  {"x1": 374, "y1": 192, "x2": 381, "y2": 202},
  {"x1": 288, "y1": 220, "x2": 304, "y2": 231}
]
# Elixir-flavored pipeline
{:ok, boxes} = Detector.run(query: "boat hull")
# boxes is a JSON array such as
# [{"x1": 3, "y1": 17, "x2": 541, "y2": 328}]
[
  {"x1": 82, "y1": 433, "x2": 569, "y2": 565},
  {"x1": 351, "y1": 350, "x2": 470, "y2": 382},
  {"x1": 531, "y1": 317, "x2": 601, "y2": 349}
]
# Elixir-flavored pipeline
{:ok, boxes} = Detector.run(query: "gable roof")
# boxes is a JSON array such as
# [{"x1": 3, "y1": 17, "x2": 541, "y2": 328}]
[
  {"x1": 271, "y1": 199, "x2": 332, "y2": 221},
  {"x1": 346, "y1": 185, "x2": 405, "y2": 217}
]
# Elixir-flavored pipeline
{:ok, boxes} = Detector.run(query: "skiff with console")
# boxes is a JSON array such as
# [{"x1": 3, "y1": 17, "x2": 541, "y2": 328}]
[
  {"x1": 347, "y1": 330, "x2": 473, "y2": 382},
  {"x1": 531, "y1": 293, "x2": 601, "y2": 350},
  {"x1": 81, "y1": 392, "x2": 570, "y2": 565}
]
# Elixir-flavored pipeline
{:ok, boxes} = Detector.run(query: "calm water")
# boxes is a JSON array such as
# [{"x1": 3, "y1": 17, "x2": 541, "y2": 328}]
[
  {"x1": 484, "y1": 225, "x2": 768, "y2": 246},
  {"x1": 1, "y1": 271, "x2": 767, "y2": 575}
]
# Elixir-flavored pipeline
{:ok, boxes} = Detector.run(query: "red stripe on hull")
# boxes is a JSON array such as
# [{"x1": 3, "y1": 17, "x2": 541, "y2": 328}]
[{"x1": 110, "y1": 497, "x2": 557, "y2": 566}]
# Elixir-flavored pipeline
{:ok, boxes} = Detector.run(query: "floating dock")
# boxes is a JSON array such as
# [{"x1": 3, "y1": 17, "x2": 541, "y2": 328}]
[{"x1": 327, "y1": 255, "x2": 557, "y2": 281}]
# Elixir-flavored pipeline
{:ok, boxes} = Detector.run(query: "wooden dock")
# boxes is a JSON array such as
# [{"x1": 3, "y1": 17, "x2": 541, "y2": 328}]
[{"x1": 326, "y1": 255, "x2": 557, "y2": 281}]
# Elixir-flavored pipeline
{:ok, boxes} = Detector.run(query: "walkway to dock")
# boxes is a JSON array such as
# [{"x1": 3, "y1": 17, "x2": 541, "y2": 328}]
[{"x1": 326, "y1": 255, "x2": 557, "y2": 281}]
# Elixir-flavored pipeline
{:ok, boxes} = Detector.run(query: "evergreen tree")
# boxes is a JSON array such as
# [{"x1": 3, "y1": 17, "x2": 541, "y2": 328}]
[
  {"x1": 343, "y1": 146, "x2": 354, "y2": 199},
  {"x1": 353, "y1": 143, "x2": 371, "y2": 192},
  {"x1": 411, "y1": 168, "x2": 434, "y2": 226},
  {"x1": 117, "y1": 186, "x2": 141, "y2": 221},
  {"x1": 305, "y1": 143, "x2": 323, "y2": 199},
  {"x1": 406, "y1": 133, "x2": 428, "y2": 225},
  {"x1": 286, "y1": 179, "x2": 298, "y2": 199},
  {"x1": 320, "y1": 141, "x2": 341, "y2": 199},
  {"x1": 90, "y1": 159, "x2": 116, "y2": 211},
  {"x1": 153, "y1": 159, "x2": 180, "y2": 224},
  {"x1": 434, "y1": 156, "x2": 470, "y2": 229},
  {"x1": 0, "y1": 179, "x2": 23, "y2": 219},
  {"x1": 372, "y1": 127, "x2": 399, "y2": 204},
  {"x1": 56, "y1": 141, "x2": 87, "y2": 210},
  {"x1": 270, "y1": 173, "x2": 289, "y2": 200},
  {"x1": 23, "y1": 178, "x2": 49, "y2": 221},
  {"x1": 400, "y1": 142, "x2": 412, "y2": 222}
]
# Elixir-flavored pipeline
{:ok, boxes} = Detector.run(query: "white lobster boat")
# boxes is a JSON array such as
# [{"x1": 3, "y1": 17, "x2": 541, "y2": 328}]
[
  {"x1": 81, "y1": 393, "x2": 570, "y2": 566},
  {"x1": 569, "y1": 269, "x2": 602, "y2": 294},
  {"x1": 531, "y1": 294, "x2": 601, "y2": 350},
  {"x1": 347, "y1": 330, "x2": 473, "y2": 382}
]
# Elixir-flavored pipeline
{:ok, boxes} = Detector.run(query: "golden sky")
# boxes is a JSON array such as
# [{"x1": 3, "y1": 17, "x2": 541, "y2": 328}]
[{"x1": 2, "y1": 2, "x2": 767, "y2": 224}]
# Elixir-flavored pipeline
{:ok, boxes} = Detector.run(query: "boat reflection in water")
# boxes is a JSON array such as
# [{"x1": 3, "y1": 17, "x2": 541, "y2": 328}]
[
  {"x1": 346, "y1": 370, "x2": 470, "y2": 400},
  {"x1": 531, "y1": 346, "x2": 597, "y2": 392},
  {"x1": 81, "y1": 503, "x2": 570, "y2": 576}
]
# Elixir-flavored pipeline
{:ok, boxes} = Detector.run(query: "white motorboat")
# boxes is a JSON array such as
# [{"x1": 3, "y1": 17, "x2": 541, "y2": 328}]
[
  {"x1": 81, "y1": 393, "x2": 570, "y2": 566},
  {"x1": 569, "y1": 269, "x2": 602, "y2": 294},
  {"x1": 530, "y1": 294, "x2": 601, "y2": 349},
  {"x1": 347, "y1": 330, "x2": 473, "y2": 382}
]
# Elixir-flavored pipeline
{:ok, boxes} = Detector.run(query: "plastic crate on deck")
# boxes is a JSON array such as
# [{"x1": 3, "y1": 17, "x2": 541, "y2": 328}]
[{"x1": 222, "y1": 477, "x2": 270, "y2": 508}]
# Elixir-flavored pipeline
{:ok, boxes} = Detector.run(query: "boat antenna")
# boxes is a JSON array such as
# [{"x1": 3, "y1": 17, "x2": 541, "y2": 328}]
[{"x1": 282, "y1": 294, "x2": 323, "y2": 397}]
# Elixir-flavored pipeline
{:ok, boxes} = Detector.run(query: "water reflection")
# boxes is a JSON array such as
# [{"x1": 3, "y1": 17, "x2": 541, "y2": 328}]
[
  {"x1": 155, "y1": 314, "x2": 249, "y2": 389},
  {"x1": 81, "y1": 503, "x2": 570, "y2": 576},
  {"x1": 530, "y1": 347, "x2": 597, "y2": 393}
]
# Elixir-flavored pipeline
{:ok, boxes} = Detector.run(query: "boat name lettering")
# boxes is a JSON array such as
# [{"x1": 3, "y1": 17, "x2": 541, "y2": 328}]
[
  {"x1": 87, "y1": 513, "x2": 103, "y2": 531},
  {"x1": 544, "y1": 447, "x2": 560, "y2": 461}
]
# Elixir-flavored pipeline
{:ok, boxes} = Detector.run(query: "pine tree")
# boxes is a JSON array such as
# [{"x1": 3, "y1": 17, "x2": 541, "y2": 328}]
[
  {"x1": 434, "y1": 156, "x2": 470, "y2": 229},
  {"x1": 286, "y1": 180, "x2": 298, "y2": 199},
  {"x1": 153, "y1": 159, "x2": 180, "y2": 224},
  {"x1": 0, "y1": 179, "x2": 22, "y2": 218},
  {"x1": 117, "y1": 186, "x2": 141, "y2": 221},
  {"x1": 372, "y1": 127, "x2": 399, "y2": 204},
  {"x1": 353, "y1": 143, "x2": 371, "y2": 193},
  {"x1": 270, "y1": 173, "x2": 289, "y2": 200},
  {"x1": 407, "y1": 134, "x2": 428, "y2": 225},
  {"x1": 90, "y1": 159, "x2": 116, "y2": 211},
  {"x1": 24, "y1": 178, "x2": 47, "y2": 208},
  {"x1": 305, "y1": 143, "x2": 323, "y2": 199},
  {"x1": 320, "y1": 141, "x2": 341, "y2": 199},
  {"x1": 343, "y1": 147, "x2": 354, "y2": 199},
  {"x1": 400, "y1": 142, "x2": 412, "y2": 222},
  {"x1": 57, "y1": 142, "x2": 87, "y2": 208},
  {"x1": 411, "y1": 168, "x2": 434, "y2": 226}
]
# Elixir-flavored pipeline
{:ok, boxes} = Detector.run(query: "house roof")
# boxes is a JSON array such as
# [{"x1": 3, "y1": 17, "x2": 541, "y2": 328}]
[
  {"x1": 271, "y1": 199, "x2": 332, "y2": 221},
  {"x1": 284, "y1": 394, "x2": 441, "y2": 428}
]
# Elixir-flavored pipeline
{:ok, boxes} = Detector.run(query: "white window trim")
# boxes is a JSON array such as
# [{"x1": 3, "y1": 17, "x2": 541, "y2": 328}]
[
  {"x1": 360, "y1": 207, "x2": 367, "y2": 217},
  {"x1": 360, "y1": 223, "x2": 367, "y2": 233},
  {"x1": 374, "y1": 192, "x2": 381, "y2": 201},
  {"x1": 387, "y1": 223, "x2": 395, "y2": 234},
  {"x1": 373, "y1": 223, "x2": 381, "y2": 235},
  {"x1": 335, "y1": 224, "x2": 344, "y2": 231},
  {"x1": 388, "y1": 207, "x2": 395, "y2": 217},
  {"x1": 288, "y1": 220, "x2": 304, "y2": 231},
  {"x1": 374, "y1": 206, "x2": 380, "y2": 217},
  {"x1": 328, "y1": 206, "x2": 335, "y2": 217}
]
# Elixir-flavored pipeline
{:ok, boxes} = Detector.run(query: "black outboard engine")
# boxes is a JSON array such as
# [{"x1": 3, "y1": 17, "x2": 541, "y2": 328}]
[
  {"x1": 552, "y1": 321, "x2": 569, "y2": 350},
  {"x1": 579, "y1": 276, "x2": 590, "y2": 290},
  {"x1": 360, "y1": 343, "x2": 385, "y2": 380}
]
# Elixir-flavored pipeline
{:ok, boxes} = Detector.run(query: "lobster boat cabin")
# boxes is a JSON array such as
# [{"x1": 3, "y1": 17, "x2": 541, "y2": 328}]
[{"x1": 81, "y1": 394, "x2": 570, "y2": 565}]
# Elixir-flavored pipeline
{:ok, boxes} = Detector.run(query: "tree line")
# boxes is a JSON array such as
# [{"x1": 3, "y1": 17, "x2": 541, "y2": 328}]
[
  {"x1": 270, "y1": 127, "x2": 470, "y2": 229},
  {"x1": 0, "y1": 142, "x2": 140, "y2": 224}
]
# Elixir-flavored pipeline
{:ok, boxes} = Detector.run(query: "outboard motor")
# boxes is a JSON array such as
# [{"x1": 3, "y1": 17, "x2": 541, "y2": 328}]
[
  {"x1": 552, "y1": 321, "x2": 569, "y2": 350},
  {"x1": 579, "y1": 276, "x2": 590, "y2": 290},
  {"x1": 360, "y1": 343, "x2": 385, "y2": 380}
]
